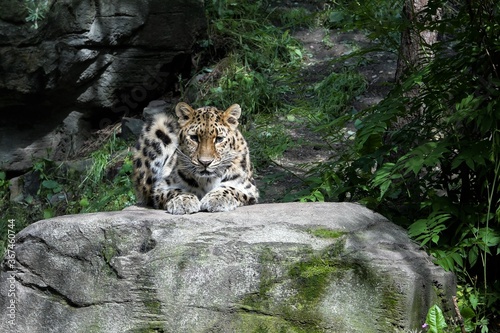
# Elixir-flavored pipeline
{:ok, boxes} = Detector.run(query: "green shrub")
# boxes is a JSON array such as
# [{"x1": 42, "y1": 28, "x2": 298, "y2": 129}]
[
  {"x1": 196, "y1": 0, "x2": 303, "y2": 117},
  {"x1": 300, "y1": 0, "x2": 500, "y2": 329},
  {"x1": 0, "y1": 133, "x2": 136, "y2": 257},
  {"x1": 323, "y1": 0, "x2": 402, "y2": 51}
]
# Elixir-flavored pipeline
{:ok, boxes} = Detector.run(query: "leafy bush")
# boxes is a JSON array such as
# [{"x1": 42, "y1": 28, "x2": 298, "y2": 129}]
[
  {"x1": 196, "y1": 0, "x2": 303, "y2": 117},
  {"x1": 0, "y1": 133, "x2": 135, "y2": 258},
  {"x1": 313, "y1": 71, "x2": 367, "y2": 120},
  {"x1": 78, "y1": 134, "x2": 135, "y2": 213},
  {"x1": 324, "y1": 0, "x2": 402, "y2": 51},
  {"x1": 300, "y1": 0, "x2": 500, "y2": 329}
]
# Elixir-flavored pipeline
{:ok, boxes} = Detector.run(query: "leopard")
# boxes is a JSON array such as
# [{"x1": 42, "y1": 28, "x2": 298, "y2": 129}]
[{"x1": 132, "y1": 102, "x2": 259, "y2": 215}]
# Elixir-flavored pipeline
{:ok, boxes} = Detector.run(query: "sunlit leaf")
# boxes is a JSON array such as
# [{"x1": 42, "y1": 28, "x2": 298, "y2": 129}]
[{"x1": 426, "y1": 305, "x2": 447, "y2": 333}]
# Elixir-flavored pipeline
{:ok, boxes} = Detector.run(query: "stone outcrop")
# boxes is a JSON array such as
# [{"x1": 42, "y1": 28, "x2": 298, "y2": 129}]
[
  {"x1": 0, "y1": 0, "x2": 206, "y2": 172},
  {"x1": 0, "y1": 202, "x2": 455, "y2": 333}
]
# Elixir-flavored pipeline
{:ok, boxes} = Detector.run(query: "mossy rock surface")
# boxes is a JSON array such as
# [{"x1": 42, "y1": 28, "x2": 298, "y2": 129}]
[{"x1": 0, "y1": 202, "x2": 455, "y2": 332}]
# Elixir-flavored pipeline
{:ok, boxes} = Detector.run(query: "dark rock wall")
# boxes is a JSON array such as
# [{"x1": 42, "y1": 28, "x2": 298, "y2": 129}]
[{"x1": 0, "y1": 0, "x2": 207, "y2": 172}]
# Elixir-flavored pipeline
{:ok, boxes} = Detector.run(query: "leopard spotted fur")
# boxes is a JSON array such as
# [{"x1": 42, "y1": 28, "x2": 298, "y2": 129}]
[{"x1": 132, "y1": 102, "x2": 258, "y2": 214}]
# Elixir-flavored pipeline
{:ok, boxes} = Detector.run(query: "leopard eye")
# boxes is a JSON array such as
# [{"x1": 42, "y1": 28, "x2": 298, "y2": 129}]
[
  {"x1": 215, "y1": 136, "x2": 225, "y2": 143},
  {"x1": 190, "y1": 135, "x2": 199, "y2": 143}
]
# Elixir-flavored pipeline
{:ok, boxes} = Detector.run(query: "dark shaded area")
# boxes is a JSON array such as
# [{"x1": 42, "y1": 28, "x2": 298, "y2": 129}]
[{"x1": 0, "y1": 0, "x2": 206, "y2": 172}]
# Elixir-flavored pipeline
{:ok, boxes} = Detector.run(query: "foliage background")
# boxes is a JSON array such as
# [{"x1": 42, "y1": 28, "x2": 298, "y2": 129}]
[
  {"x1": 1, "y1": 0, "x2": 499, "y2": 331},
  {"x1": 298, "y1": 0, "x2": 500, "y2": 331}
]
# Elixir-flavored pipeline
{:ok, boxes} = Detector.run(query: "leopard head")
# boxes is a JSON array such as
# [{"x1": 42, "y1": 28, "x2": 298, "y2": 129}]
[{"x1": 175, "y1": 102, "x2": 241, "y2": 178}]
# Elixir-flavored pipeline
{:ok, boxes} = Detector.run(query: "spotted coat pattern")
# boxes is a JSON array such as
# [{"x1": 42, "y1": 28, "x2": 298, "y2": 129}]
[{"x1": 132, "y1": 102, "x2": 259, "y2": 214}]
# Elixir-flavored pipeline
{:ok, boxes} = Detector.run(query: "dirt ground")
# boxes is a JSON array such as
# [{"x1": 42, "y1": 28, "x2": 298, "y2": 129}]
[{"x1": 257, "y1": 14, "x2": 397, "y2": 202}]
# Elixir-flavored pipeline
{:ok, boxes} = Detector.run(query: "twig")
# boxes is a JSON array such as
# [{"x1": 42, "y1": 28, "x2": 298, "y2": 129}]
[
  {"x1": 453, "y1": 296, "x2": 467, "y2": 333},
  {"x1": 269, "y1": 159, "x2": 306, "y2": 183}
]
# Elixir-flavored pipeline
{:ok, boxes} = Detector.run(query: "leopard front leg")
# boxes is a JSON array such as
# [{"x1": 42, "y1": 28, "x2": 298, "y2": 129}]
[
  {"x1": 200, "y1": 186, "x2": 254, "y2": 212},
  {"x1": 153, "y1": 188, "x2": 201, "y2": 215}
]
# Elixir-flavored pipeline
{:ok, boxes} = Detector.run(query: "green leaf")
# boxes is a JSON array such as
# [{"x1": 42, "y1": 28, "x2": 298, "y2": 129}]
[
  {"x1": 477, "y1": 228, "x2": 500, "y2": 247},
  {"x1": 408, "y1": 214, "x2": 450, "y2": 247},
  {"x1": 408, "y1": 219, "x2": 428, "y2": 238},
  {"x1": 329, "y1": 11, "x2": 345, "y2": 24},
  {"x1": 43, "y1": 208, "x2": 54, "y2": 219},
  {"x1": 378, "y1": 179, "x2": 392, "y2": 200},
  {"x1": 460, "y1": 306, "x2": 475, "y2": 319},
  {"x1": 25, "y1": 195, "x2": 33, "y2": 204},
  {"x1": 468, "y1": 246, "x2": 478, "y2": 267},
  {"x1": 469, "y1": 293, "x2": 479, "y2": 310},
  {"x1": 79, "y1": 198, "x2": 90, "y2": 208},
  {"x1": 435, "y1": 256, "x2": 454, "y2": 272},
  {"x1": 426, "y1": 305, "x2": 447, "y2": 333},
  {"x1": 431, "y1": 234, "x2": 440, "y2": 244},
  {"x1": 449, "y1": 252, "x2": 464, "y2": 269},
  {"x1": 402, "y1": 142, "x2": 449, "y2": 176},
  {"x1": 42, "y1": 180, "x2": 60, "y2": 190},
  {"x1": 451, "y1": 141, "x2": 490, "y2": 171},
  {"x1": 353, "y1": 118, "x2": 363, "y2": 129},
  {"x1": 432, "y1": 249, "x2": 460, "y2": 272},
  {"x1": 312, "y1": 189, "x2": 324, "y2": 202}
]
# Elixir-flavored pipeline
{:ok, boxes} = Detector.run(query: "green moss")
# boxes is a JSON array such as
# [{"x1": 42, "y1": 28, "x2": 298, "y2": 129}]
[
  {"x1": 378, "y1": 283, "x2": 404, "y2": 328},
  {"x1": 101, "y1": 242, "x2": 117, "y2": 264},
  {"x1": 128, "y1": 321, "x2": 167, "y2": 333},
  {"x1": 138, "y1": 272, "x2": 163, "y2": 316},
  {"x1": 99, "y1": 230, "x2": 121, "y2": 278},
  {"x1": 237, "y1": 312, "x2": 323, "y2": 333},
  {"x1": 288, "y1": 254, "x2": 336, "y2": 303},
  {"x1": 129, "y1": 281, "x2": 165, "y2": 332},
  {"x1": 285, "y1": 242, "x2": 346, "y2": 326},
  {"x1": 239, "y1": 241, "x2": 347, "y2": 332},
  {"x1": 143, "y1": 298, "x2": 162, "y2": 315},
  {"x1": 236, "y1": 239, "x2": 412, "y2": 332},
  {"x1": 308, "y1": 228, "x2": 345, "y2": 239},
  {"x1": 243, "y1": 247, "x2": 282, "y2": 311},
  {"x1": 344, "y1": 263, "x2": 404, "y2": 331},
  {"x1": 101, "y1": 228, "x2": 122, "y2": 263}
]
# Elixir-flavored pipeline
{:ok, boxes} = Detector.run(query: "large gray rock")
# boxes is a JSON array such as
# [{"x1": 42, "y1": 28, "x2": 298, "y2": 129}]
[
  {"x1": 0, "y1": 203, "x2": 455, "y2": 333},
  {"x1": 0, "y1": 0, "x2": 206, "y2": 171}
]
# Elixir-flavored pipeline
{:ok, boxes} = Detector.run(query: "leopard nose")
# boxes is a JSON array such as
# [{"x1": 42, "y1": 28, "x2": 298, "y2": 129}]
[{"x1": 198, "y1": 157, "x2": 213, "y2": 167}]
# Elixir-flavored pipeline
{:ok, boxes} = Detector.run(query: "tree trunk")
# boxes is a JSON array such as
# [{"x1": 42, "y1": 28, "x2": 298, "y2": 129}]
[
  {"x1": 388, "y1": 0, "x2": 440, "y2": 137},
  {"x1": 395, "y1": 0, "x2": 439, "y2": 83}
]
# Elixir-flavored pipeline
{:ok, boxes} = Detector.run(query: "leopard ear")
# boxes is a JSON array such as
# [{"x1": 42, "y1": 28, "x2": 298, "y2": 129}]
[
  {"x1": 175, "y1": 102, "x2": 195, "y2": 126},
  {"x1": 224, "y1": 104, "x2": 241, "y2": 130}
]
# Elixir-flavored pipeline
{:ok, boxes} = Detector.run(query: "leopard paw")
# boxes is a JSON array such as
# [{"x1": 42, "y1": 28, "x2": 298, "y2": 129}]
[
  {"x1": 166, "y1": 194, "x2": 201, "y2": 215},
  {"x1": 200, "y1": 190, "x2": 241, "y2": 212}
]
